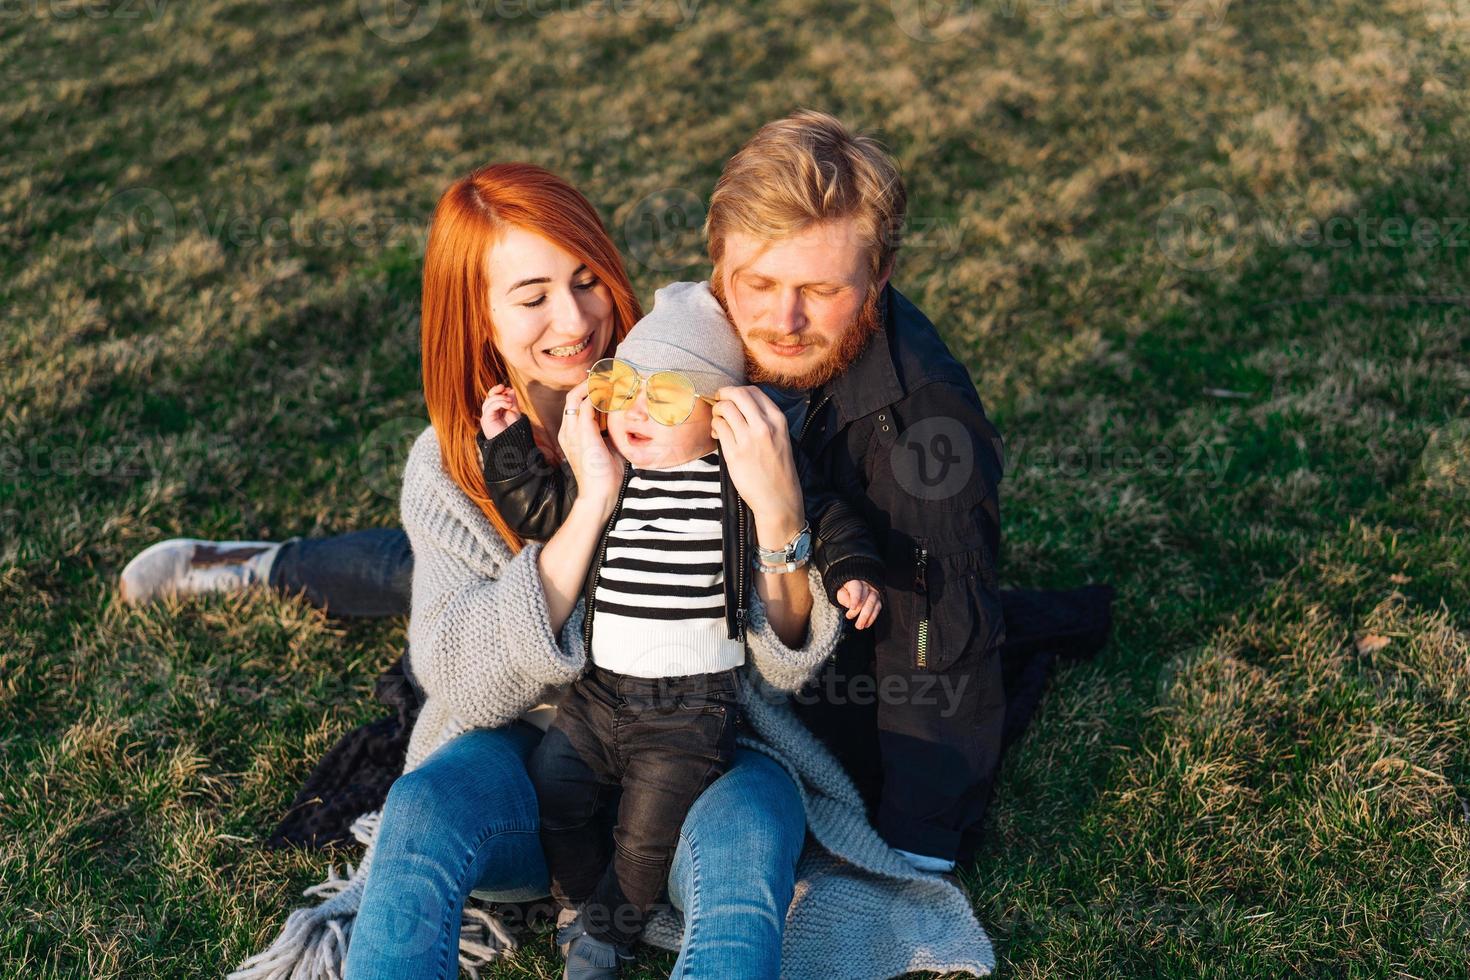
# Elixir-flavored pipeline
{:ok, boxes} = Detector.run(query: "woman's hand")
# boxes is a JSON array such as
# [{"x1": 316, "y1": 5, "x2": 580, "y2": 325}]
[
  {"x1": 536, "y1": 382, "x2": 626, "y2": 634},
  {"x1": 710, "y1": 385, "x2": 804, "y2": 549},
  {"x1": 556, "y1": 380, "x2": 625, "y2": 520}
]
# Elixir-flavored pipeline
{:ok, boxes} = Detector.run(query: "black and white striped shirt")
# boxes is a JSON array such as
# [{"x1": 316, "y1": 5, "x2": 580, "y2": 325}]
[{"x1": 590, "y1": 450, "x2": 744, "y2": 678}]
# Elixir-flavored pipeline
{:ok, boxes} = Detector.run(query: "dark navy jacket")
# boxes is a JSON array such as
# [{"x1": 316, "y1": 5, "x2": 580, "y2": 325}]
[{"x1": 788, "y1": 283, "x2": 1006, "y2": 860}]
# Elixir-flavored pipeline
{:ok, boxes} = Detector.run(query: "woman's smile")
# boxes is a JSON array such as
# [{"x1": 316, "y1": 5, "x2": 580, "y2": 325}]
[{"x1": 544, "y1": 333, "x2": 595, "y2": 359}]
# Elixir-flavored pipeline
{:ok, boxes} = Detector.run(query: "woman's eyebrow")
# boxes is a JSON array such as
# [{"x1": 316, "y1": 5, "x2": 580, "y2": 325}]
[
  {"x1": 506, "y1": 265, "x2": 588, "y2": 294},
  {"x1": 507, "y1": 275, "x2": 550, "y2": 293}
]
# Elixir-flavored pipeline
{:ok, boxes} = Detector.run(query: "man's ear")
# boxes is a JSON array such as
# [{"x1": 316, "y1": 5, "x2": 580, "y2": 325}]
[{"x1": 875, "y1": 256, "x2": 895, "y2": 293}]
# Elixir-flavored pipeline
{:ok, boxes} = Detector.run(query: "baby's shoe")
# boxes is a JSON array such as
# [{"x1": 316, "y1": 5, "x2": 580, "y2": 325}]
[{"x1": 553, "y1": 909, "x2": 634, "y2": 980}]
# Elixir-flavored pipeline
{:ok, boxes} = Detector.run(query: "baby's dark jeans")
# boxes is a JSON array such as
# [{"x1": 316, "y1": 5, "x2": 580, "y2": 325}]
[{"x1": 528, "y1": 662, "x2": 742, "y2": 948}]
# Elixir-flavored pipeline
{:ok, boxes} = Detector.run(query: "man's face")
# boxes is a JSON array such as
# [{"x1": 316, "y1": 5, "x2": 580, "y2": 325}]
[{"x1": 715, "y1": 217, "x2": 888, "y2": 390}]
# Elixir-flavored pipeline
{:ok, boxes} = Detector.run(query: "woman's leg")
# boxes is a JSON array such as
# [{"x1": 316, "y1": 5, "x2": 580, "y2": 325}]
[
  {"x1": 345, "y1": 723, "x2": 548, "y2": 980},
  {"x1": 117, "y1": 527, "x2": 416, "y2": 617},
  {"x1": 666, "y1": 747, "x2": 805, "y2": 979},
  {"x1": 269, "y1": 528, "x2": 415, "y2": 618}
]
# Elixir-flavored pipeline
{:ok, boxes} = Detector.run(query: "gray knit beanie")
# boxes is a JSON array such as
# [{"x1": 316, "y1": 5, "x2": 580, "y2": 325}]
[{"x1": 613, "y1": 281, "x2": 745, "y2": 398}]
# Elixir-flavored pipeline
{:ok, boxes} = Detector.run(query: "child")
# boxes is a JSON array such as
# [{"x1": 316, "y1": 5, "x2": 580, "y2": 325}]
[{"x1": 476, "y1": 281, "x2": 884, "y2": 979}]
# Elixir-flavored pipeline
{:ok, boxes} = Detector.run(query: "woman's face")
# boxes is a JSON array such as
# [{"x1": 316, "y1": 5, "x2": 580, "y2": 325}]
[{"x1": 486, "y1": 225, "x2": 615, "y2": 390}]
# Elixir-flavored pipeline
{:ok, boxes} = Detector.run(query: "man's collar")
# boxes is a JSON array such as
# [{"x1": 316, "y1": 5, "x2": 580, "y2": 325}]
[{"x1": 816, "y1": 284, "x2": 905, "y2": 425}]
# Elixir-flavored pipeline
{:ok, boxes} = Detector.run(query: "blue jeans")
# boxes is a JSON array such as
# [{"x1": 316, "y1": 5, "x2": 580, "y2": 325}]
[
  {"x1": 268, "y1": 529, "x2": 414, "y2": 619},
  {"x1": 345, "y1": 725, "x2": 804, "y2": 980}
]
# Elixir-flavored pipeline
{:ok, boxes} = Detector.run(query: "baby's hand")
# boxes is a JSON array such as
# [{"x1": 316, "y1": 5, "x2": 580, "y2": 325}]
[
  {"x1": 836, "y1": 579, "x2": 882, "y2": 630},
  {"x1": 480, "y1": 384, "x2": 523, "y2": 439}
]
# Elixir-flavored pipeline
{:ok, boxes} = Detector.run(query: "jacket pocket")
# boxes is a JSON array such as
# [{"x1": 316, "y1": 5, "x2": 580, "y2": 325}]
[{"x1": 909, "y1": 539, "x2": 1004, "y2": 673}]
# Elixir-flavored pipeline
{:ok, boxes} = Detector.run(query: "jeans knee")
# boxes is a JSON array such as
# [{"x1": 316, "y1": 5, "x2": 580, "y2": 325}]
[
  {"x1": 383, "y1": 766, "x2": 443, "y2": 820},
  {"x1": 613, "y1": 835, "x2": 675, "y2": 873},
  {"x1": 737, "y1": 824, "x2": 799, "y2": 892},
  {"x1": 727, "y1": 758, "x2": 804, "y2": 869},
  {"x1": 678, "y1": 755, "x2": 802, "y2": 899},
  {"x1": 383, "y1": 756, "x2": 537, "y2": 840}
]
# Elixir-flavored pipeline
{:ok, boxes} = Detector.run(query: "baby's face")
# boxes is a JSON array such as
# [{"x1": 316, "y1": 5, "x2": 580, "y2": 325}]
[{"x1": 607, "y1": 389, "x2": 716, "y2": 469}]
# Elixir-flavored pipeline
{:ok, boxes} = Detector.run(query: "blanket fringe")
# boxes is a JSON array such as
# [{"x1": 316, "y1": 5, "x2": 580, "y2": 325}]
[
  {"x1": 301, "y1": 863, "x2": 356, "y2": 901},
  {"x1": 227, "y1": 900, "x2": 354, "y2": 980},
  {"x1": 231, "y1": 861, "x2": 521, "y2": 979},
  {"x1": 457, "y1": 904, "x2": 521, "y2": 978},
  {"x1": 348, "y1": 811, "x2": 380, "y2": 846}
]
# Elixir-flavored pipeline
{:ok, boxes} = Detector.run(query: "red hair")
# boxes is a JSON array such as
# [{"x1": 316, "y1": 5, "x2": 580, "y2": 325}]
[{"x1": 420, "y1": 163, "x2": 642, "y2": 552}]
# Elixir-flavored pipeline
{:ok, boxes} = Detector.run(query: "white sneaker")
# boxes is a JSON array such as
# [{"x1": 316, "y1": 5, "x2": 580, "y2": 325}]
[{"x1": 117, "y1": 538, "x2": 283, "y2": 605}]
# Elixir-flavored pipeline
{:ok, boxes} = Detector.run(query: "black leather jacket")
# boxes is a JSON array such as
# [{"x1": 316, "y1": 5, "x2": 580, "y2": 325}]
[{"x1": 477, "y1": 415, "x2": 884, "y2": 647}]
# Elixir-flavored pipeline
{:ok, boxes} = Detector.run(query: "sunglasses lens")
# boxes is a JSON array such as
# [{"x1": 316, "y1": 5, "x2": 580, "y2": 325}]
[
  {"x1": 646, "y1": 371, "x2": 697, "y2": 426},
  {"x1": 588, "y1": 358, "x2": 638, "y2": 412}
]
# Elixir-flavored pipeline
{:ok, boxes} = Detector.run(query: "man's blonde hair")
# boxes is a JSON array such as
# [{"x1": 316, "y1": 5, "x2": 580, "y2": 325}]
[{"x1": 706, "y1": 110, "x2": 907, "y2": 286}]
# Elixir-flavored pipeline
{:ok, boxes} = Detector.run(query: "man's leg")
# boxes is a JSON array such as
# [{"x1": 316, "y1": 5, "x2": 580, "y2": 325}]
[
  {"x1": 117, "y1": 527, "x2": 414, "y2": 617},
  {"x1": 666, "y1": 748, "x2": 805, "y2": 979},
  {"x1": 874, "y1": 644, "x2": 1007, "y2": 868}
]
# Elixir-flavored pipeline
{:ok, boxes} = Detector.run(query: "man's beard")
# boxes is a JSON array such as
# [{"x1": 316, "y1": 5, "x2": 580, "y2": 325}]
[{"x1": 715, "y1": 283, "x2": 884, "y2": 391}]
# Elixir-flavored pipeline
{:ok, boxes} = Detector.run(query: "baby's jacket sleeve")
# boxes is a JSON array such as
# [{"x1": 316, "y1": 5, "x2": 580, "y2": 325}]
[
  {"x1": 477, "y1": 415, "x2": 580, "y2": 541},
  {"x1": 794, "y1": 444, "x2": 886, "y2": 607}
]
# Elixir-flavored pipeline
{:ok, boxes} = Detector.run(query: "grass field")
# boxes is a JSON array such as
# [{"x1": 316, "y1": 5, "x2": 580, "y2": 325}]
[{"x1": 3, "y1": 0, "x2": 1469, "y2": 976}]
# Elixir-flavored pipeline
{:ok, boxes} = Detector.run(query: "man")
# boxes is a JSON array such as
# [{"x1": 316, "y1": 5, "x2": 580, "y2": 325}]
[
  {"x1": 703, "y1": 111, "x2": 1006, "y2": 870},
  {"x1": 120, "y1": 111, "x2": 1110, "y2": 866}
]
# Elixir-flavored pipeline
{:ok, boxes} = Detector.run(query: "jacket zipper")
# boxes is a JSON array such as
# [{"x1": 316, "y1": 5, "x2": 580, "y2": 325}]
[
  {"x1": 797, "y1": 392, "x2": 832, "y2": 448},
  {"x1": 735, "y1": 496, "x2": 747, "y2": 641},
  {"x1": 583, "y1": 465, "x2": 633, "y2": 651},
  {"x1": 913, "y1": 544, "x2": 930, "y2": 669}
]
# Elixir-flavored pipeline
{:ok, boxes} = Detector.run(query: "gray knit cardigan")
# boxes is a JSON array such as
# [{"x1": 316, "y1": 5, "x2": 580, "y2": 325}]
[{"x1": 230, "y1": 425, "x2": 995, "y2": 980}]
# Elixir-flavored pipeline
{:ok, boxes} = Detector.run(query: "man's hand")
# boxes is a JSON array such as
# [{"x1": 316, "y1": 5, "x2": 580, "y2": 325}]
[
  {"x1": 479, "y1": 383, "x2": 523, "y2": 439},
  {"x1": 712, "y1": 385, "x2": 813, "y2": 648},
  {"x1": 836, "y1": 579, "x2": 882, "y2": 629},
  {"x1": 710, "y1": 385, "x2": 803, "y2": 548}
]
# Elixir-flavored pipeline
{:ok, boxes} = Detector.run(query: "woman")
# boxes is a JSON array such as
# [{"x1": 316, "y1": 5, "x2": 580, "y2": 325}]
[{"x1": 229, "y1": 164, "x2": 995, "y2": 979}]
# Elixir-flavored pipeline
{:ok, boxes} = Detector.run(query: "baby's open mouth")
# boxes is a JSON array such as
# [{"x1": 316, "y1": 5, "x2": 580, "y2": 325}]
[
  {"x1": 544, "y1": 334, "x2": 592, "y2": 358},
  {"x1": 625, "y1": 431, "x2": 652, "y2": 444}
]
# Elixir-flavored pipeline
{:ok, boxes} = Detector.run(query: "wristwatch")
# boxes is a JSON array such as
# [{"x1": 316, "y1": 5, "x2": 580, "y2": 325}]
[{"x1": 753, "y1": 522, "x2": 812, "y2": 573}]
